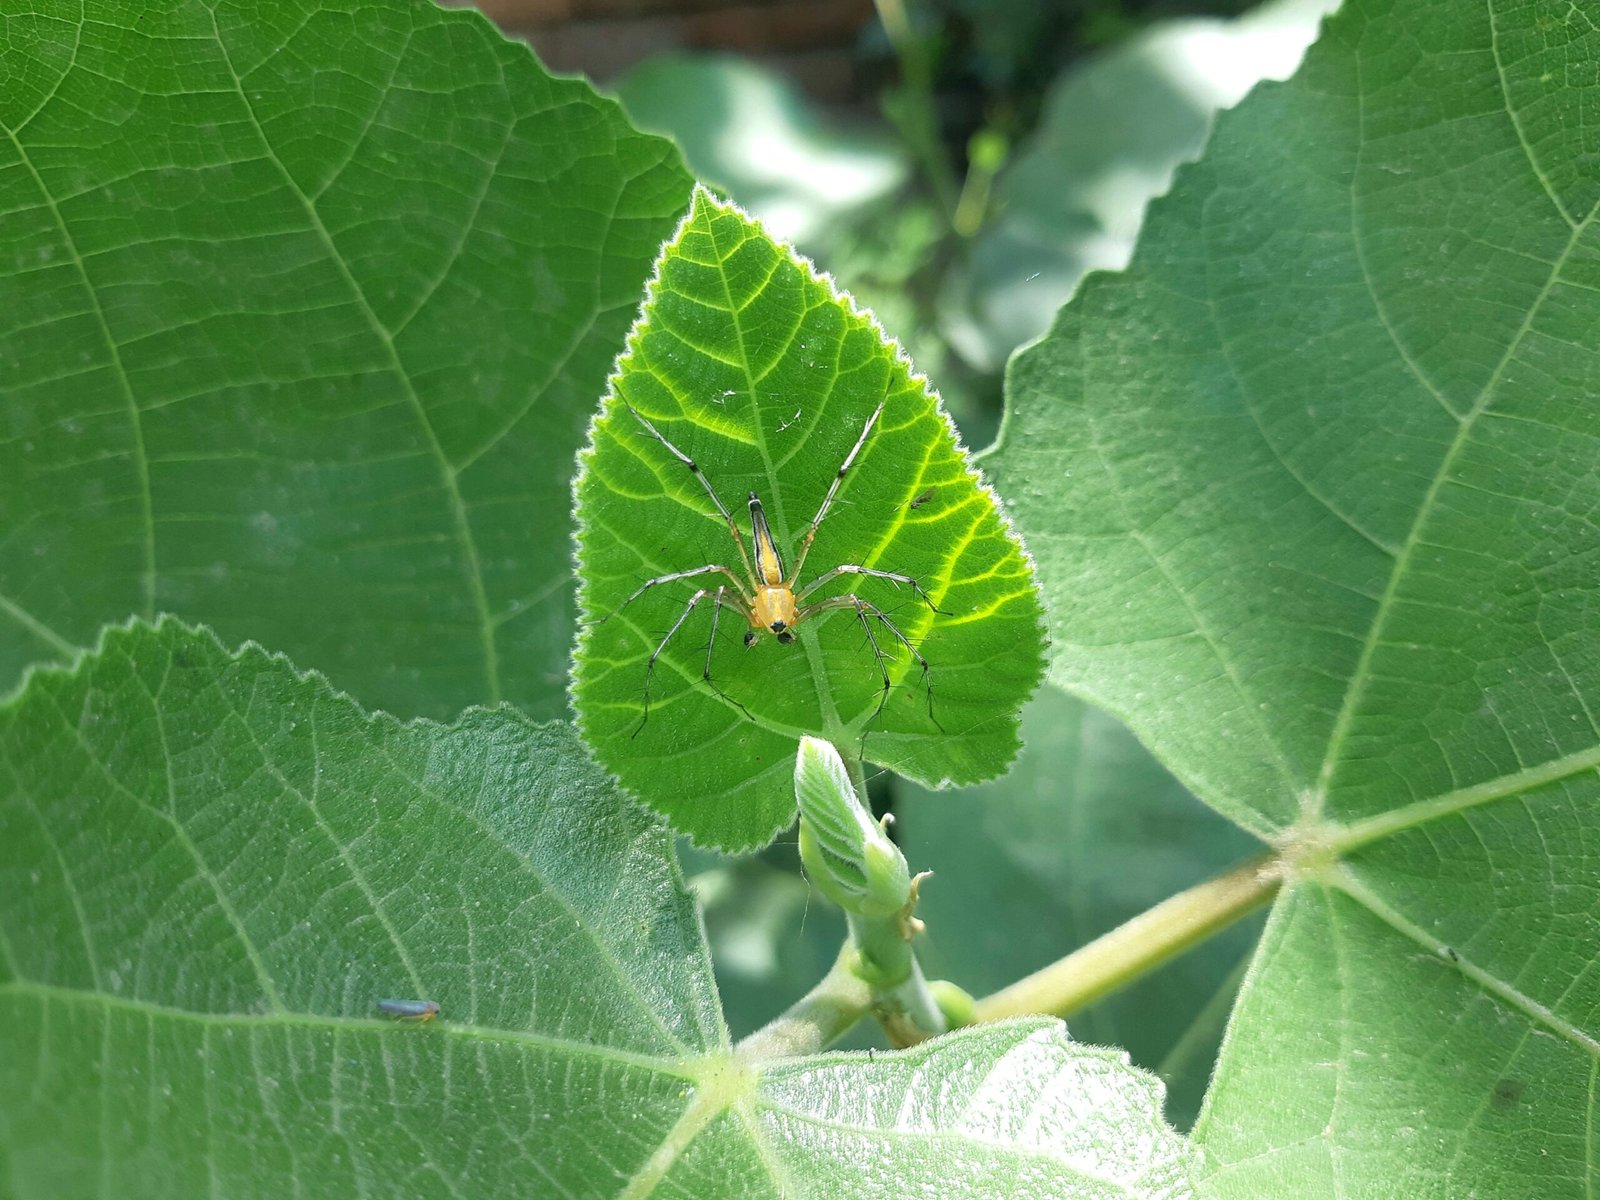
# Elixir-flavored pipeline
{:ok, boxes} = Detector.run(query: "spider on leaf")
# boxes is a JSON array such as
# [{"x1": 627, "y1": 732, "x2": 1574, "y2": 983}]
[{"x1": 599, "y1": 387, "x2": 946, "y2": 736}]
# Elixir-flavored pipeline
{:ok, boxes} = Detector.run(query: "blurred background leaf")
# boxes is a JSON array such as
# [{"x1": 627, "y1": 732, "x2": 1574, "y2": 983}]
[
  {"x1": 614, "y1": 53, "x2": 909, "y2": 249},
  {"x1": 940, "y1": 0, "x2": 1337, "y2": 372},
  {"x1": 897, "y1": 685, "x2": 1263, "y2": 1128},
  {"x1": 680, "y1": 836, "x2": 852, "y2": 1039}
]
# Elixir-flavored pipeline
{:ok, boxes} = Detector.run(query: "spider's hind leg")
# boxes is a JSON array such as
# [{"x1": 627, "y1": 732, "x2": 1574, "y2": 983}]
[
  {"x1": 635, "y1": 585, "x2": 754, "y2": 737},
  {"x1": 795, "y1": 564, "x2": 948, "y2": 615},
  {"x1": 866, "y1": 601, "x2": 939, "y2": 732},
  {"x1": 800, "y1": 594, "x2": 941, "y2": 739},
  {"x1": 701, "y1": 586, "x2": 754, "y2": 724},
  {"x1": 637, "y1": 588, "x2": 708, "y2": 737}
]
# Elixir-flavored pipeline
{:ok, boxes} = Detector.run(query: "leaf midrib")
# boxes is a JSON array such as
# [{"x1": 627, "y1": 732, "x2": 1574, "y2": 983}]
[
  {"x1": 1330, "y1": 742, "x2": 1600, "y2": 855},
  {"x1": 702, "y1": 209, "x2": 850, "y2": 743},
  {"x1": 1334, "y1": 868, "x2": 1600, "y2": 1060},
  {"x1": 0, "y1": 979, "x2": 698, "y2": 1080},
  {"x1": 1309, "y1": 74, "x2": 1600, "y2": 821}
]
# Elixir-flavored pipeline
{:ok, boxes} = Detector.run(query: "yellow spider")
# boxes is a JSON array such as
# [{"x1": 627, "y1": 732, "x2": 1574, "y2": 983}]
[{"x1": 605, "y1": 391, "x2": 943, "y2": 733}]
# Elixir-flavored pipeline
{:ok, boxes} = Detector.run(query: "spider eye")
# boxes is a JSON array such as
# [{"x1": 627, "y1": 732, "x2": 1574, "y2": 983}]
[{"x1": 776, "y1": 630, "x2": 795, "y2": 645}]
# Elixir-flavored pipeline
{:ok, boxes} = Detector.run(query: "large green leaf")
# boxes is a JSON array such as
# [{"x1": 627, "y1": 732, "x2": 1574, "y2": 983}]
[
  {"x1": 897, "y1": 685, "x2": 1262, "y2": 1129},
  {"x1": 0, "y1": 620, "x2": 1193, "y2": 1198},
  {"x1": 992, "y1": 0, "x2": 1600, "y2": 1192},
  {"x1": 0, "y1": 0, "x2": 690, "y2": 721},
  {"x1": 572, "y1": 188, "x2": 1046, "y2": 852}
]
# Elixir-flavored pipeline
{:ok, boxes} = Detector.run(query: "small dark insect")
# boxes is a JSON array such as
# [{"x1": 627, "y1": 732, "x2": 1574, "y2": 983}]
[
  {"x1": 378, "y1": 998, "x2": 440, "y2": 1022},
  {"x1": 1491, "y1": 1078, "x2": 1526, "y2": 1111},
  {"x1": 603, "y1": 386, "x2": 945, "y2": 734},
  {"x1": 908, "y1": 486, "x2": 936, "y2": 510}
]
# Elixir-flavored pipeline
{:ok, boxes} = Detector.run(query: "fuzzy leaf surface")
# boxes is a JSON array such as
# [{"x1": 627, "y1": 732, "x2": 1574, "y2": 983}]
[
  {"x1": 573, "y1": 189, "x2": 1045, "y2": 851},
  {"x1": 992, "y1": 0, "x2": 1600, "y2": 1193},
  {"x1": 0, "y1": 621, "x2": 1188, "y2": 1199}
]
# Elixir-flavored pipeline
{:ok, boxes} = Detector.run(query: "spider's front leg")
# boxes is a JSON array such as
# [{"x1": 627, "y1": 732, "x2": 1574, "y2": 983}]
[
  {"x1": 636, "y1": 584, "x2": 755, "y2": 736},
  {"x1": 793, "y1": 593, "x2": 940, "y2": 730},
  {"x1": 785, "y1": 386, "x2": 889, "y2": 586},
  {"x1": 794, "y1": 564, "x2": 947, "y2": 614},
  {"x1": 620, "y1": 402, "x2": 759, "y2": 585},
  {"x1": 592, "y1": 562, "x2": 748, "y2": 625}
]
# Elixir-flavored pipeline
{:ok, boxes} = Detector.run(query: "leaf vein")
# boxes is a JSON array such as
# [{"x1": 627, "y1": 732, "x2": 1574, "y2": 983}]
[
  {"x1": 204, "y1": 9, "x2": 503, "y2": 703},
  {"x1": 1312, "y1": 207, "x2": 1596, "y2": 809}
]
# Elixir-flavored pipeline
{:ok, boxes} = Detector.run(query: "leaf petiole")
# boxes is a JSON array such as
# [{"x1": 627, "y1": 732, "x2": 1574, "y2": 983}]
[{"x1": 972, "y1": 852, "x2": 1280, "y2": 1023}]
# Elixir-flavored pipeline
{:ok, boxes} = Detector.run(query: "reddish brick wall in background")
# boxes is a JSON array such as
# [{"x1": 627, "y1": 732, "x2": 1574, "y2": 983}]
[{"x1": 457, "y1": 0, "x2": 876, "y2": 102}]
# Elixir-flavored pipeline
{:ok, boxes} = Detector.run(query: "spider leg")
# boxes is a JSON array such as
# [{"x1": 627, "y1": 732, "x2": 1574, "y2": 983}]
[
  {"x1": 621, "y1": 402, "x2": 759, "y2": 587},
  {"x1": 635, "y1": 586, "x2": 754, "y2": 736},
  {"x1": 590, "y1": 563, "x2": 747, "y2": 624},
  {"x1": 795, "y1": 564, "x2": 948, "y2": 614},
  {"x1": 637, "y1": 588, "x2": 710, "y2": 737},
  {"x1": 701, "y1": 586, "x2": 754, "y2": 723},
  {"x1": 786, "y1": 381, "x2": 890, "y2": 586},
  {"x1": 796, "y1": 593, "x2": 940, "y2": 732}
]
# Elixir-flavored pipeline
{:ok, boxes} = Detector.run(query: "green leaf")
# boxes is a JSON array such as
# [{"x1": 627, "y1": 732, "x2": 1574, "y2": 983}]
[
  {"x1": 0, "y1": 619, "x2": 722, "y2": 1194},
  {"x1": 0, "y1": 620, "x2": 1193, "y2": 1198},
  {"x1": 572, "y1": 188, "x2": 1046, "y2": 852},
  {"x1": 751, "y1": 1023, "x2": 1198, "y2": 1198},
  {"x1": 992, "y1": 0, "x2": 1600, "y2": 1191},
  {"x1": 0, "y1": 0, "x2": 691, "y2": 721},
  {"x1": 897, "y1": 685, "x2": 1262, "y2": 1129}
]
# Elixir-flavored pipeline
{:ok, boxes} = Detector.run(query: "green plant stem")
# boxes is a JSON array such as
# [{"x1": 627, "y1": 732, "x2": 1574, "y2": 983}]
[
  {"x1": 758, "y1": 727, "x2": 924, "y2": 1055},
  {"x1": 951, "y1": 129, "x2": 1007, "y2": 238},
  {"x1": 950, "y1": 165, "x2": 993, "y2": 239},
  {"x1": 972, "y1": 853, "x2": 1279, "y2": 1023},
  {"x1": 874, "y1": 955, "x2": 947, "y2": 1046},
  {"x1": 736, "y1": 947, "x2": 873, "y2": 1060},
  {"x1": 874, "y1": 0, "x2": 960, "y2": 221}
]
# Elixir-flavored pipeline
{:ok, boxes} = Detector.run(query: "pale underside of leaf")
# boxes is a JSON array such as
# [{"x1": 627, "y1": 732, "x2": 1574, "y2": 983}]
[
  {"x1": 994, "y1": 0, "x2": 1600, "y2": 1192},
  {"x1": 1, "y1": 621, "x2": 1184, "y2": 1199}
]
